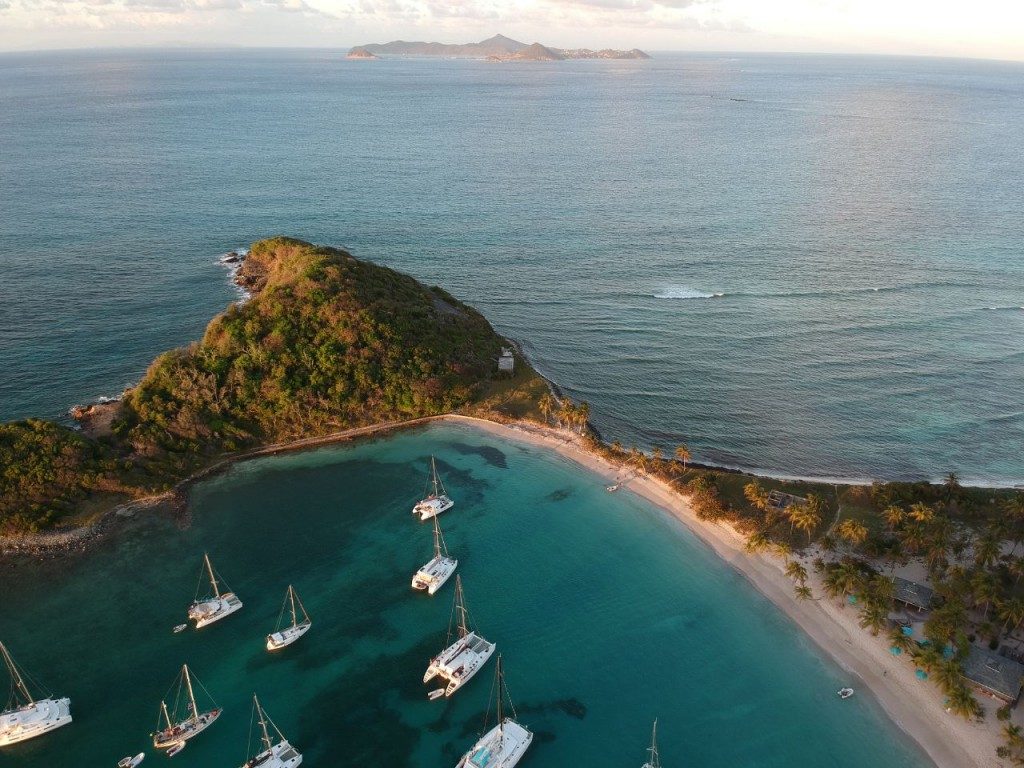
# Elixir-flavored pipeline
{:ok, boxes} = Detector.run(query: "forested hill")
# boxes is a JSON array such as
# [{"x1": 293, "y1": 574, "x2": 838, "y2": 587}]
[{"x1": 1, "y1": 237, "x2": 544, "y2": 534}]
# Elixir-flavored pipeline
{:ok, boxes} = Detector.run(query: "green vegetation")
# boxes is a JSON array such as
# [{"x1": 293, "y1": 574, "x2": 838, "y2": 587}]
[{"x1": 1, "y1": 237, "x2": 544, "y2": 535}]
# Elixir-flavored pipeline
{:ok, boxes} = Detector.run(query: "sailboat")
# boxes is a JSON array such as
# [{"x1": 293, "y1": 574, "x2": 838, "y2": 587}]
[
  {"x1": 423, "y1": 575, "x2": 495, "y2": 698},
  {"x1": 152, "y1": 665, "x2": 221, "y2": 755},
  {"x1": 187, "y1": 553, "x2": 243, "y2": 628},
  {"x1": 641, "y1": 719, "x2": 661, "y2": 768},
  {"x1": 0, "y1": 641, "x2": 72, "y2": 747},
  {"x1": 413, "y1": 456, "x2": 454, "y2": 520},
  {"x1": 266, "y1": 586, "x2": 312, "y2": 651},
  {"x1": 455, "y1": 655, "x2": 532, "y2": 768},
  {"x1": 412, "y1": 514, "x2": 458, "y2": 594},
  {"x1": 238, "y1": 694, "x2": 302, "y2": 768}
]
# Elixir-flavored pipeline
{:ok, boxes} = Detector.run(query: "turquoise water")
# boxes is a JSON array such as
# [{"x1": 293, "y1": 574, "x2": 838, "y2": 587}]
[
  {"x1": 1, "y1": 51, "x2": 1022, "y2": 484},
  {"x1": 0, "y1": 424, "x2": 928, "y2": 767}
]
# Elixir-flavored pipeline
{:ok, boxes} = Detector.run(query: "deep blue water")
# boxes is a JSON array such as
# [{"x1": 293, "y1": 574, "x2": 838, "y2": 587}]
[
  {"x1": 1, "y1": 49, "x2": 1022, "y2": 484},
  {"x1": 0, "y1": 423, "x2": 930, "y2": 767}
]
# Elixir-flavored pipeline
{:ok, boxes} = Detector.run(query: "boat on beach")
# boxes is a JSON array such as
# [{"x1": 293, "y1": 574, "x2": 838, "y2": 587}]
[
  {"x1": 151, "y1": 665, "x2": 221, "y2": 754},
  {"x1": 0, "y1": 641, "x2": 72, "y2": 748},
  {"x1": 266, "y1": 585, "x2": 312, "y2": 651},
  {"x1": 455, "y1": 655, "x2": 532, "y2": 768},
  {"x1": 187, "y1": 553, "x2": 243, "y2": 629},
  {"x1": 412, "y1": 514, "x2": 458, "y2": 594},
  {"x1": 424, "y1": 575, "x2": 495, "y2": 697},
  {"x1": 239, "y1": 694, "x2": 302, "y2": 768},
  {"x1": 413, "y1": 456, "x2": 454, "y2": 520},
  {"x1": 641, "y1": 719, "x2": 661, "y2": 768}
]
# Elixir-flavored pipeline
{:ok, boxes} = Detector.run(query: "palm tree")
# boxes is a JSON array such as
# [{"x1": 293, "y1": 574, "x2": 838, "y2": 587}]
[
  {"x1": 837, "y1": 519, "x2": 869, "y2": 547},
  {"x1": 908, "y1": 502, "x2": 934, "y2": 523},
  {"x1": 998, "y1": 596, "x2": 1024, "y2": 637},
  {"x1": 946, "y1": 684, "x2": 982, "y2": 720},
  {"x1": 971, "y1": 570, "x2": 1000, "y2": 619},
  {"x1": 792, "y1": 504, "x2": 822, "y2": 543},
  {"x1": 651, "y1": 446, "x2": 664, "y2": 473},
  {"x1": 794, "y1": 584, "x2": 813, "y2": 600},
  {"x1": 538, "y1": 392, "x2": 555, "y2": 424},
  {"x1": 888, "y1": 626, "x2": 914, "y2": 654},
  {"x1": 576, "y1": 401, "x2": 590, "y2": 434},
  {"x1": 858, "y1": 601, "x2": 888, "y2": 635},
  {"x1": 934, "y1": 660, "x2": 964, "y2": 695},
  {"x1": 745, "y1": 530, "x2": 771, "y2": 553},
  {"x1": 944, "y1": 472, "x2": 961, "y2": 500},
  {"x1": 883, "y1": 504, "x2": 905, "y2": 533},
  {"x1": 785, "y1": 561, "x2": 809, "y2": 585},
  {"x1": 974, "y1": 533, "x2": 1002, "y2": 571},
  {"x1": 674, "y1": 444, "x2": 692, "y2": 472}
]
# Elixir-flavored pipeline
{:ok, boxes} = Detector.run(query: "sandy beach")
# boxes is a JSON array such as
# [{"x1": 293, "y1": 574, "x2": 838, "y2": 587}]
[{"x1": 451, "y1": 415, "x2": 1002, "y2": 768}]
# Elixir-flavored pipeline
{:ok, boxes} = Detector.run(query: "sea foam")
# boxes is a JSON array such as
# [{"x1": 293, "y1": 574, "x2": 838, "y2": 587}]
[{"x1": 653, "y1": 285, "x2": 724, "y2": 300}]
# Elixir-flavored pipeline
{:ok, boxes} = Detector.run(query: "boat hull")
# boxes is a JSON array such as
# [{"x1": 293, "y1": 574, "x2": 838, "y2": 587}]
[
  {"x1": 267, "y1": 621, "x2": 312, "y2": 651},
  {"x1": 456, "y1": 719, "x2": 533, "y2": 768},
  {"x1": 423, "y1": 632, "x2": 496, "y2": 697},
  {"x1": 189, "y1": 593, "x2": 243, "y2": 628},
  {"x1": 240, "y1": 739, "x2": 303, "y2": 768},
  {"x1": 0, "y1": 698, "x2": 72, "y2": 748},
  {"x1": 414, "y1": 496, "x2": 454, "y2": 520},
  {"x1": 153, "y1": 708, "x2": 221, "y2": 750},
  {"x1": 412, "y1": 556, "x2": 458, "y2": 595}
]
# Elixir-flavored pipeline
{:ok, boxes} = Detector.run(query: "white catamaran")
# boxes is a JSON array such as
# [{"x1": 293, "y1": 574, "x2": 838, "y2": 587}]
[
  {"x1": 239, "y1": 694, "x2": 302, "y2": 768},
  {"x1": 152, "y1": 664, "x2": 221, "y2": 756},
  {"x1": 187, "y1": 553, "x2": 243, "y2": 629},
  {"x1": 455, "y1": 655, "x2": 532, "y2": 768},
  {"x1": 0, "y1": 641, "x2": 72, "y2": 748},
  {"x1": 423, "y1": 575, "x2": 495, "y2": 698},
  {"x1": 641, "y1": 719, "x2": 661, "y2": 768},
  {"x1": 412, "y1": 514, "x2": 458, "y2": 595},
  {"x1": 266, "y1": 586, "x2": 312, "y2": 652},
  {"x1": 413, "y1": 456, "x2": 454, "y2": 520}
]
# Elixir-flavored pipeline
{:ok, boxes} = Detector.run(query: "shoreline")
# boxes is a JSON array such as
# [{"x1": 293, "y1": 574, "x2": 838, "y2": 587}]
[{"x1": 0, "y1": 413, "x2": 1005, "y2": 766}]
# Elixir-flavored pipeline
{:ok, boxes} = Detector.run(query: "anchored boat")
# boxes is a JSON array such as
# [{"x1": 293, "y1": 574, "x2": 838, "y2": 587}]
[
  {"x1": 423, "y1": 575, "x2": 495, "y2": 698},
  {"x1": 187, "y1": 553, "x2": 243, "y2": 629},
  {"x1": 413, "y1": 456, "x2": 454, "y2": 520},
  {"x1": 455, "y1": 655, "x2": 532, "y2": 768},
  {"x1": 0, "y1": 641, "x2": 72, "y2": 748},
  {"x1": 266, "y1": 586, "x2": 312, "y2": 651},
  {"x1": 117, "y1": 753, "x2": 145, "y2": 767},
  {"x1": 412, "y1": 514, "x2": 458, "y2": 595},
  {"x1": 239, "y1": 694, "x2": 302, "y2": 768},
  {"x1": 152, "y1": 665, "x2": 220, "y2": 755},
  {"x1": 641, "y1": 719, "x2": 661, "y2": 768}
]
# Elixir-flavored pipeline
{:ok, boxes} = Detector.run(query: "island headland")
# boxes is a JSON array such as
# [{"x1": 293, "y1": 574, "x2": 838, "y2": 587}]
[
  {"x1": 350, "y1": 33, "x2": 650, "y2": 61},
  {"x1": 2, "y1": 237, "x2": 1024, "y2": 768}
]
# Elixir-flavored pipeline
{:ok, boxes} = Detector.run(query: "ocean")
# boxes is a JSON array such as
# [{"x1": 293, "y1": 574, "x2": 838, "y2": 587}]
[
  {"x1": 1, "y1": 49, "x2": 1022, "y2": 484},
  {"x1": 0, "y1": 423, "x2": 930, "y2": 767}
]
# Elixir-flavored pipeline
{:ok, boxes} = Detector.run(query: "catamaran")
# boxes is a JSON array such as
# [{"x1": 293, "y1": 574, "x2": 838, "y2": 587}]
[
  {"x1": 187, "y1": 553, "x2": 243, "y2": 628},
  {"x1": 152, "y1": 665, "x2": 221, "y2": 755},
  {"x1": 0, "y1": 641, "x2": 72, "y2": 748},
  {"x1": 455, "y1": 655, "x2": 532, "y2": 768},
  {"x1": 423, "y1": 575, "x2": 495, "y2": 698},
  {"x1": 239, "y1": 694, "x2": 302, "y2": 768},
  {"x1": 641, "y1": 719, "x2": 661, "y2": 768},
  {"x1": 413, "y1": 456, "x2": 454, "y2": 520},
  {"x1": 412, "y1": 514, "x2": 458, "y2": 595},
  {"x1": 266, "y1": 586, "x2": 312, "y2": 651}
]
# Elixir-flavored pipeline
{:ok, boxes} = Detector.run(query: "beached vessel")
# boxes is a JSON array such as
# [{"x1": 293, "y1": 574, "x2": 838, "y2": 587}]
[
  {"x1": 152, "y1": 665, "x2": 220, "y2": 754},
  {"x1": 641, "y1": 719, "x2": 661, "y2": 768},
  {"x1": 0, "y1": 641, "x2": 72, "y2": 748},
  {"x1": 413, "y1": 456, "x2": 454, "y2": 520},
  {"x1": 412, "y1": 514, "x2": 458, "y2": 594},
  {"x1": 239, "y1": 694, "x2": 302, "y2": 768},
  {"x1": 187, "y1": 553, "x2": 243, "y2": 628},
  {"x1": 455, "y1": 655, "x2": 532, "y2": 768},
  {"x1": 266, "y1": 586, "x2": 312, "y2": 651},
  {"x1": 423, "y1": 575, "x2": 495, "y2": 697}
]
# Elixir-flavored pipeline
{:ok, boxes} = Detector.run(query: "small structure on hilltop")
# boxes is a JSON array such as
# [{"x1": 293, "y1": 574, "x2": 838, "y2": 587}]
[
  {"x1": 767, "y1": 489, "x2": 807, "y2": 513},
  {"x1": 892, "y1": 576, "x2": 935, "y2": 612},
  {"x1": 962, "y1": 645, "x2": 1024, "y2": 704},
  {"x1": 498, "y1": 347, "x2": 515, "y2": 374}
]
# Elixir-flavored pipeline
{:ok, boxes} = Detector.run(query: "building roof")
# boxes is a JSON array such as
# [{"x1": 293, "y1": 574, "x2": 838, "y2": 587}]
[
  {"x1": 962, "y1": 645, "x2": 1024, "y2": 702},
  {"x1": 892, "y1": 576, "x2": 934, "y2": 610}
]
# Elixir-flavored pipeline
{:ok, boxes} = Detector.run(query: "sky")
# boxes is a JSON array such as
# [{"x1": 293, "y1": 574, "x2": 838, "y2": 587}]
[{"x1": 1, "y1": 0, "x2": 1023, "y2": 61}]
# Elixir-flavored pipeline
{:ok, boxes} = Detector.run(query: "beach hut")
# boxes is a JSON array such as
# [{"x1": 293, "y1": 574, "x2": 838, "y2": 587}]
[
  {"x1": 961, "y1": 646, "x2": 1024, "y2": 704},
  {"x1": 498, "y1": 347, "x2": 515, "y2": 373},
  {"x1": 892, "y1": 576, "x2": 935, "y2": 612}
]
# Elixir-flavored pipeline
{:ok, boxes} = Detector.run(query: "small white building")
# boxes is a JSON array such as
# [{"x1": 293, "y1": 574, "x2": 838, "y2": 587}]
[{"x1": 498, "y1": 347, "x2": 515, "y2": 373}]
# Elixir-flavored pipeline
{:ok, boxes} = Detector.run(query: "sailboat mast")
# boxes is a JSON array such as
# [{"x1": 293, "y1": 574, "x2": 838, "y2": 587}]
[
  {"x1": 495, "y1": 655, "x2": 504, "y2": 732},
  {"x1": 432, "y1": 515, "x2": 443, "y2": 558},
  {"x1": 454, "y1": 576, "x2": 469, "y2": 638},
  {"x1": 183, "y1": 665, "x2": 198, "y2": 722},
  {"x1": 288, "y1": 586, "x2": 298, "y2": 629},
  {"x1": 0, "y1": 642, "x2": 34, "y2": 706},
  {"x1": 255, "y1": 695, "x2": 274, "y2": 753},
  {"x1": 161, "y1": 700, "x2": 173, "y2": 731},
  {"x1": 649, "y1": 719, "x2": 660, "y2": 768},
  {"x1": 431, "y1": 456, "x2": 440, "y2": 496},
  {"x1": 204, "y1": 553, "x2": 220, "y2": 597}
]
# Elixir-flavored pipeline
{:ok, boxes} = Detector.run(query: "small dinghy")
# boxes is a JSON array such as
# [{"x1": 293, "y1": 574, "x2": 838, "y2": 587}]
[
  {"x1": 266, "y1": 586, "x2": 312, "y2": 652},
  {"x1": 837, "y1": 687, "x2": 854, "y2": 699},
  {"x1": 166, "y1": 742, "x2": 185, "y2": 757},
  {"x1": 118, "y1": 753, "x2": 145, "y2": 767},
  {"x1": 427, "y1": 689, "x2": 446, "y2": 701},
  {"x1": 172, "y1": 624, "x2": 187, "y2": 634}
]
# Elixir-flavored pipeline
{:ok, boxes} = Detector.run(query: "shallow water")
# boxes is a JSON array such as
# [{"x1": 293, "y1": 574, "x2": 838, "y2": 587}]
[
  {"x1": 1, "y1": 50, "x2": 1022, "y2": 484},
  {"x1": 0, "y1": 424, "x2": 928, "y2": 767}
]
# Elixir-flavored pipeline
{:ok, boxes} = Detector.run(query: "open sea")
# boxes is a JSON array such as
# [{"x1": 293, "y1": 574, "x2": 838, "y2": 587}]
[
  {"x1": 0, "y1": 49, "x2": 1022, "y2": 484},
  {"x1": 0, "y1": 423, "x2": 930, "y2": 767}
]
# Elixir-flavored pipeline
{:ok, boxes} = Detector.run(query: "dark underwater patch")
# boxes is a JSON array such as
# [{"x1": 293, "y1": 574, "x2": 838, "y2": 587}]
[
  {"x1": 546, "y1": 487, "x2": 573, "y2": 502},
  {"x1": 447, "y1": 441, "x2": 508, "y2": 469}
]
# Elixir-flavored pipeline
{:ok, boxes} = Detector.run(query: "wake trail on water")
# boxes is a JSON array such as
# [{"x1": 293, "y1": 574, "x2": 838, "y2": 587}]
[{"x1": 651, "y1": 279, "x2": 976, "y2": 302}]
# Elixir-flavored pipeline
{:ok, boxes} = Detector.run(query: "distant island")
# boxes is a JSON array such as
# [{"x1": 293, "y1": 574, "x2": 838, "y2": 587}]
[{"x1": 349, "y1": 33, "x2": 650, "y2": 62}]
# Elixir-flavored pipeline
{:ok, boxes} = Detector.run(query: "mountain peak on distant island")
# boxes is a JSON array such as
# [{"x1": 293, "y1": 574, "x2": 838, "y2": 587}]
[{"x1": 351, "y1": 34, "x2": 650, "y2": 61}]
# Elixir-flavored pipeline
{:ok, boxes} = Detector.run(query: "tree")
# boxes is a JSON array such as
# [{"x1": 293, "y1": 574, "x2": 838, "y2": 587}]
[
  {"x1": 858, "y1": 601, "x2": 888, "y2": 635},
  {"x1": 998, "y1": 596, "x2": 1024, "y2": 638},
  {"x1": 795, "y1": 585, "x2": 813, "y2": 600},
  {"x1": 790, "y1": 503, "x2": 822, "y2": 543},
  {"x1": 946, "y1": 683, "x2": 982, "y2": 721},
  {"x1": 944, "y1": 472, "x2": 961, "y2": 500},
  {"x1": 883, "y1": 504, "x2": 905, "y2": 533},
  {"x1": 837, "y1": 519, "x2": 869, "y2": 547},
  {"x1": 744, "y1": 481, "x2": 771, "y2": 513},
  {"x1": 908, "y1": 502, "x2": 935, "y2": 523},
  {"x1": 538, "y1": 392, "x2": 555, "y2": 424},
  {"x1": 785, "y1": 561, "x2": 808, "y2": 585},
  {"x1": 575, "y1": 401, "x2": 591, "y2": 434},
  {"x1": 888, "y1": 626, "x2": 914, "y2": 654},
  {"x1": 674, "y1": 444, "x2": 692, "y2": 472}
]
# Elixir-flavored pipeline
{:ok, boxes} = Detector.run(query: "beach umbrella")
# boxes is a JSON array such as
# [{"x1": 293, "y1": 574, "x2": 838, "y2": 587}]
[
  {"x1": 915, "y1": 669, "x2": 928, "y2": 680},
  {"x1": 847, "y1": 595, "x2": 858, "y2": 604},
  {"x1": 890, "y1": 646, "x2": 903, "y2": 655},
  {"x1": 901, "y1": 625, "x2": 914, "y2": 636}
]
